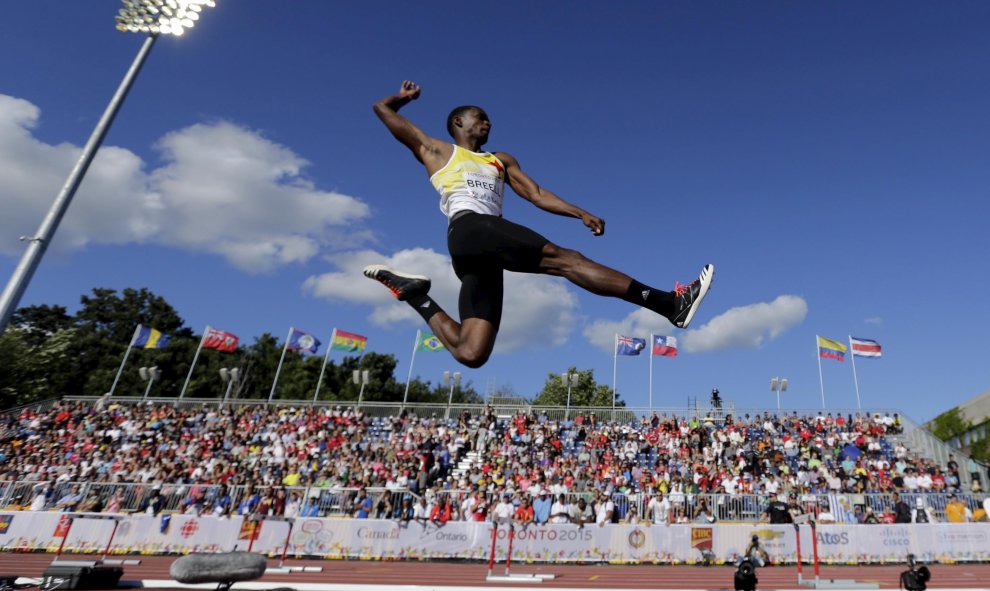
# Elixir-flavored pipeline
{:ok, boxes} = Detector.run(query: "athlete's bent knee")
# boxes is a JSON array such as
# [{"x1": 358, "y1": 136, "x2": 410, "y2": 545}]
[{"x1": 454, "y1": 347, "x2": 490, "y2": 369}]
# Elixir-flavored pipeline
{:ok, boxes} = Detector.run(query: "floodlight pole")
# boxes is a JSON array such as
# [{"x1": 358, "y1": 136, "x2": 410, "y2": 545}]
[{"x1": 0, "y1": 34, "x2": 159, "y2": 335}]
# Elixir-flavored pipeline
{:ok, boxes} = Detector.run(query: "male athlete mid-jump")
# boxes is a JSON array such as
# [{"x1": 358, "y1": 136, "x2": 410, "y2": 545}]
[{"x1": 365, "y1": 80, "x2": 714, "y2": 368}]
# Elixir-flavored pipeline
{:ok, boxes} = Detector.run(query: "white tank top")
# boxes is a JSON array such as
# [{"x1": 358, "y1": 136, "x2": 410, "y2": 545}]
[{"x1": 430, "y1": 145, "x2": 506, "y2": 219}]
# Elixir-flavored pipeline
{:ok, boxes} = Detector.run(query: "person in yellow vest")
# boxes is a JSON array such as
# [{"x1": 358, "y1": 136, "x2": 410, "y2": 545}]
[
  {"x1": 944, "y1": 493, "x2": 971, "y2": 523},
  {"x1": 366, "y1": 80, "x2": 714, "y2": 368}
]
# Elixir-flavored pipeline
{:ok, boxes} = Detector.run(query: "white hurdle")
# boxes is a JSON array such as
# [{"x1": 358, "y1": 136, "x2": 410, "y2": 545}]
[
  {"x1": 49, "y1": 512, "x2": 141, "y2": 567},
  {"x1": 794, "y1": 521, "x2": 877, "y2": 590},
  {"x1": 262, "y1": 517, "x2": 323, "y2": 575},
  {"x1": 484, "y1": 521, "x2": 555, "y2": 583}
]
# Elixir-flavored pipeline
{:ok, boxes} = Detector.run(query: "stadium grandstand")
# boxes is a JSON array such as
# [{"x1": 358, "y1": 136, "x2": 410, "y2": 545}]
[{"x1": 1, "y1": 395, "x2": 986, "y2": 528}]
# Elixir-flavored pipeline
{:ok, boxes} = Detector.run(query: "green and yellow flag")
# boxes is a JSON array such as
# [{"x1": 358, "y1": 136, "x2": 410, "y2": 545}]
[{"x1": 416, "y1": 332, "x2": 445, "y2": 352}]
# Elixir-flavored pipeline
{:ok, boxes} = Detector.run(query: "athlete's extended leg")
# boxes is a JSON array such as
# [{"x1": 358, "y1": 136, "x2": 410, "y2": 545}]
[
  {"x1": 537, "y1": 243, "x2": 713, "y2": 329},
  {"x1": 362, "y1": 264, "x2": 501, "y2": 368},
  {"x1": 439, "y1": 213, "x2": 714, "y2": 329}
]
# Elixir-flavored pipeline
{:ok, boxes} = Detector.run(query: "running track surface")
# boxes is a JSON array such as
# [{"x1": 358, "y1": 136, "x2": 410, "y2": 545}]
[{"x1": 2, "y1": 553, "x2": 990, "y2": 590}]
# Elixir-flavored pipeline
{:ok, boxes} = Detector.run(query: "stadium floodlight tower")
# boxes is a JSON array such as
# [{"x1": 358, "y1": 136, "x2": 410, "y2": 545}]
[
  {"x1": 561, "y1": 372, "x2": 579, "y2": 418},
  {"x1": 0, "y1": 0, "x2": 217, "y2": 336},
  {"x1": 770, "y1": 377, "x2": 788, "y2": 411},
  {"x1": 220, "y1": 367, "x2": 240, "y2": 406},
  {"x1": 443, "y1": 371, "x2": 461, "y2": 420},
  {"x1": 139, "y1": 366, "x2": 161, "y2": 399}
]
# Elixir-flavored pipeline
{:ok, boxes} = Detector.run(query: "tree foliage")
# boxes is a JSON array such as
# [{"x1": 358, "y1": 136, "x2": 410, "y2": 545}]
[
  {"x1": 0, "y1": 287, "x2": 481, "y2": 408},
  {"x1": 929, "y1": 407, "x2": 972, "y2": 441},
  {"x1": 531, "y1": 367, "x2": 621, "y2": 407},
  {"x1": 970, "y1": 435, "x2": 989, "y2": 464}
]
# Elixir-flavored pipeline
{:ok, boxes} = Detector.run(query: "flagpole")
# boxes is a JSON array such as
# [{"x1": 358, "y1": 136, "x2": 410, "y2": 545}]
[
  {"x1": 179, "y1": 326, "x2": 209, "y2": 400},
  {"x1": 649, "y1": 333, "x2": 654, "y2": 410},
  {"x1": 816, "y1": 335, "x2": 826, "y2": 409},
  {"x1": 108, "y1": 325, "x2": 141, "y2": 398},
  {"x1": 313, "y1": 328, "x2": 336, "y2": 404},
  {"x1": 849, "y1": 336, "x2": 862, "y2": 410},
  {"x1": 268, "y1": 327, "x2": 293, "y2": 405},
  {"x1": 612, "y1": 333, "x2": 618, "y2": 410},
  {"x1": 402, "y1": 329, "x2": 420, "y2": 406}
]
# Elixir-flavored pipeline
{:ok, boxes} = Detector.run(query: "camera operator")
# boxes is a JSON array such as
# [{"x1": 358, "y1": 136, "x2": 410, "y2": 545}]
[
  {"x1": 710, "y1": 388, "x2": 722, "y2": 410},
  {"x1": 741, "y1": 535, "x2": 770, "y2": 567}
]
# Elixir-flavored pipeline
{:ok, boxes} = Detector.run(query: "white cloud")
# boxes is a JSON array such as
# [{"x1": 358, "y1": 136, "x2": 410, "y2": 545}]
[
  {"x1": 584, "y1": 295, "x2": 808, "y2": 354},
  {"x1": 0, "y1": 94, "x2": 369, "y2": 272},
  {"x1": 864, "y1": 317, "x2": 883, "y2": 325},
  {"x1": 680, "y1": 295, "x2": 808, "y2": 352},
  {"x1": 302, "y1": 247, "x2": 578, "y2": 354}
]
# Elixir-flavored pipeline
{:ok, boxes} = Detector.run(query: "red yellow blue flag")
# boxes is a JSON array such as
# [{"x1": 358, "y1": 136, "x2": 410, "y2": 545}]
[{"x1": 817, "y1": 336, "x2": 846, "y2": 361}]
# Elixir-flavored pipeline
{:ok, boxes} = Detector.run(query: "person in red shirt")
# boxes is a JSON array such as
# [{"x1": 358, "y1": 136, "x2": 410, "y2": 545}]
[
  {"x1": 430, "y1": 497, "x2": 453, "y2": 525},
  {"x1": 514, "y1": 497, "x2": 535, "y2": 527},
  {"x1": 931, "y1": 469, "x2": 946, "y2": 491}
]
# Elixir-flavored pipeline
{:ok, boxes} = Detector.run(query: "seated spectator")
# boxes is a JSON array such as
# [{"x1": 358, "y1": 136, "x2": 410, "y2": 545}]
[
  {"x1": 139, "y1": 487, "x2": 165, "y2": 515},
  {"x1": 412, "y1": 496, "x2": 431, "y2": 524},
  {"x1": 648, "y1": 493, "x2": 672, "y2": 525},
  {"x1": 29, "y1": 482, "x2": 53, "y2": 511},
  {"x1": 213, "y1": 485, "x2": 233, "y2": 517},
  {"x1": 284, "y1": 491, "x2": 302, "y2": 518},
  {"x1": 104, "y1": 491, "x2": 123, "y2": 514},
  {"x1": 944, "y1": 493, "x2": 971, "y2": 523},
  {"x1": 430, "y1": 496, "x2": 453, "y2": 526},
  {"x1": 816, "y1": 503, "x2": 837, "y2": 524},
  {"x1": 532, "y1": 489, "x2": 552, "y2": 524},
  {"x1": 237, "y1": 485, "x2": 260, "y2": 516},
  {"x1": 595, "y1": 491, "x2": 614, "y2": 527},
  {"x1": 394, "y1": 495, "x2": 415, "y2": 523},
  {"x1": 54, "y1": 485, "x2": 83, "y2": 512},
  {"x1": 624, "y1": 505, "x2": 643, "y2": 524},
  {"x1": 569, "y1": 497, "x2": 593, "y2": 528},
  {"x1": 77, "y1": 492, "x2": 103, "y2": 513},
  {"x1": 513, "y1": 497, "x2": 535, "y2": 527},
  {"x1": 549, "y1": 494, "x2": 570, "y2": 524},
  {"x1": 299, "y1": 491, "x2": 321, "y2": 517},
  {"x1": 492, "y1": 493, "x2": 514, "y2": 525},
  {"x1": 695, "y1": 501, "x2": 716, "y2": 524},
  {"x1": 353, "y1": 488, "x2": 373, "y2": 519}
]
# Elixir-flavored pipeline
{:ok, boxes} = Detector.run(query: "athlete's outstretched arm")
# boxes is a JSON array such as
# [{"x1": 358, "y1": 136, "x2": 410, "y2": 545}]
[
  {"x1": 373, "y1": 80, "x2": 450, "y2": 172},
  {"x1": 497, "y1": 152, "x2": 605, "y2": 236}
]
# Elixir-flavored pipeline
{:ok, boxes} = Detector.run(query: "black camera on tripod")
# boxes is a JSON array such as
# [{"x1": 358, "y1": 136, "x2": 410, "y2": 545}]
[
  {"x1": 734, "y1": 559, "x2": 758, "y2": 591},
  {"x1": 900, "y1": 554, "x2": 931, "y2": 591}
]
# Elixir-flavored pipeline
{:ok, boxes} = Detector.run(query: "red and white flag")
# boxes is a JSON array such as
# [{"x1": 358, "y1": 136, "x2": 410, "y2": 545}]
[
  {"x1": 651, "y1": 335, "x2": 678, "y2": 358},
  {"x1": 203, "y1": 327, "x2": 239, "y2": 352},
  {"x1": 849, "y1": 336, "x2": 882, "y2": 358}
]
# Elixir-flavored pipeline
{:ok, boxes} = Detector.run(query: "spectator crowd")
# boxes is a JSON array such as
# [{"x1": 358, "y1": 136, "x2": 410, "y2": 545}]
[{"x1": 1, "y1": 399, "x2": 987, "y2": 525}]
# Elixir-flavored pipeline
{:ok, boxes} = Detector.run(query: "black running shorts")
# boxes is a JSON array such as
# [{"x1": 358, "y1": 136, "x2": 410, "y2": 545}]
[{"x1": 446, "y1": 212, "x2": 551, "y2": 327}]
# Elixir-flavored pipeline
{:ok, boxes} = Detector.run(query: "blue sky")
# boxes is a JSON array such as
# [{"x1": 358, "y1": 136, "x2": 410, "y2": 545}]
[{"x1": 2, "y1": 1, "x2": 989, "y2": 421}]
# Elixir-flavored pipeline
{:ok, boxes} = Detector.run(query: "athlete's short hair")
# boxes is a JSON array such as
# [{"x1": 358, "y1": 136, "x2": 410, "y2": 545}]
[{"x1": 447, "y1": 105, "x2": 481, "y2": 137}]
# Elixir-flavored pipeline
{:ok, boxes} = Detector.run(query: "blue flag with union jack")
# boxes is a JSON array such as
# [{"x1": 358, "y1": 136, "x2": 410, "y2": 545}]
[{"x1": 616, "y1": 335, "x2": 646, "y2": 356}]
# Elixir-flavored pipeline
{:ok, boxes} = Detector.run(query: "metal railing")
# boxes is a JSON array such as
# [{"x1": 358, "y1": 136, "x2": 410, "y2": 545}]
[
  {"x1": 0, "y1": 481, "x2": 418, "y2": 520},
  {"x1": 0, "y1": 397, "x2": 61, "y2": 416},
  {"x1": 3, "y1": 480, "x2": 984, "y2": 525},
  {"x1": 65, "y1": 395, "x2": 908, "y2": 425}
]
